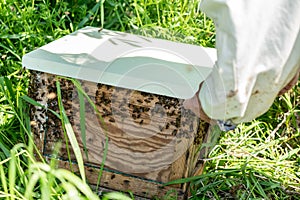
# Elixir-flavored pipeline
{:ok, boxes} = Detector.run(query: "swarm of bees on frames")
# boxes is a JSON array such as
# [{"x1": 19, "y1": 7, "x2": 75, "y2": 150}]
[{"x1": 29, "y1": 71, "x2": 209, "y2": 153}]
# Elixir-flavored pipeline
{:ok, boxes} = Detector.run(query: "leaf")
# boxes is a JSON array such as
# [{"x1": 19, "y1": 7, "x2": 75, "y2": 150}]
[
  {"x1": 249, "y1": 171, "x2": 268, "y2": 199},
  {"x1": 21, "y1": 95, "x2": 60, "y2": 119},
  {"x1": 0, "y1": 142, "x2": 10, "y2": 158}
]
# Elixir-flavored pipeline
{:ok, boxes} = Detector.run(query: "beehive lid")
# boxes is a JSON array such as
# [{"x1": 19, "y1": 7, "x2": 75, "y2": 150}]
[{"x1": 22, "y1": 26, "x2": 216, "y2": 99}]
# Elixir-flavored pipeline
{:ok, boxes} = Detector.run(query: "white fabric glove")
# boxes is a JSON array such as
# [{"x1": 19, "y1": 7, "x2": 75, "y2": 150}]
[{"x1": 199, "y1": 0, "x2": 300, "y2": 124}]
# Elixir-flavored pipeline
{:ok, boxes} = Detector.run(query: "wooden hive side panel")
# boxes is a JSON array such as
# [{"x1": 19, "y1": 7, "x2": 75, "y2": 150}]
[{"x1": 29, "y1": 71, "x2": 209, "y2": 198}]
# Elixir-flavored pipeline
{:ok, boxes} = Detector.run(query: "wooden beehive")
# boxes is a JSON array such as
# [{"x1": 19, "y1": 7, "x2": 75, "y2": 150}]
[{"x1": 23, "y1": 27, "x2": 216, "y2": 199}]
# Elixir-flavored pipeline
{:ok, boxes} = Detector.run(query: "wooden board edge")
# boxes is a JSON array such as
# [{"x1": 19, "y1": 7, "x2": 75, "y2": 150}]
[{"x1": 53, "y1": 159, "x2": 186, "y2": 199}]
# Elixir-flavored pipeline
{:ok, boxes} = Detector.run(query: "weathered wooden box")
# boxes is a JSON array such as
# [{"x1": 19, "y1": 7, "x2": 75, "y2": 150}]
[{"x1": 23, "y1": 27, "x2": 216, "y2": 199}]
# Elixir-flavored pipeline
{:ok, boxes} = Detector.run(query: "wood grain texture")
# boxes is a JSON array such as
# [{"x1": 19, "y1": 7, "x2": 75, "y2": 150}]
[{"x1": 29, "y1": 71, "x2": 209, "y2": 199}]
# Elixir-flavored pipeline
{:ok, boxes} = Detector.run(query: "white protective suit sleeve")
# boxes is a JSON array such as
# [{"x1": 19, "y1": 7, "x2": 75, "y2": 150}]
[{"x1": 198, "y1": 0, "x2": 300, "y2": 124}]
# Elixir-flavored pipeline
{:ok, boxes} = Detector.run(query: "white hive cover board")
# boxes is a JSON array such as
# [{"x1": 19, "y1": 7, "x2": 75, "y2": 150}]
[{"x1": 22, "y1": 26, "x2": 216, "y2": 99}]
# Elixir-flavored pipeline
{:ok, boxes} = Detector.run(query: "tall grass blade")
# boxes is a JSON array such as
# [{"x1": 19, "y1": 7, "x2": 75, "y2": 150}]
[
  {"x1": 77, "y1": 0, "x2": 103, "y2": 29},
  {"x1": 60, "y1": 182, "x2": 81, "y2": 200},
  {"x1": 2, "y1": 77, "x2": 15, "y2": 103},
  {"x1": 21, "y1": 95, "x2": 60, "y2": 119},
  {"x1": 0, "y1": 43, "x2": 21, "y2": 61},
  {"x1": 67, "y1": 78, "x2": 109, "y2": 188},
  {"x1": 100, "y1": 0, "x2": 105, "y2": 28},
  {"x1": 96, "y1": 135, "x2": 108, "y2": 190},
  {"x1": 165, "y1": 169, "x2": 240, "y2": 186},
  {"x1": 250, "y1": 171, "x2": 268, "y2": 199},
  {"x1": 0, "y1": 141, "x2": 10, "y2": 158},
  {"x1": 0, "y1": 164, "x2": 9, "y2": 200},
  {"x1": 78, "y1": 86, "x2": 88, "y2": 160},
  {"x1": 56, "y1": 80, "x2": 86, "y2": 183},
  {"x1": 24, "y1": 172, "x2": 40, "y2": 200},
  {"x1": 103, "y1": 192, "x2": 132, "y2": 200},
  {"x1": 17, "y1": 96, "x2": 34, "y2": 157},
  {"x1": 55, "y1": 80, "x2": 74, "y2": 172},
  {"x1": 55, "y1": 169, "x2": 99, "y2": 200},
  {"x1": 8, "y1": 144, "x2": 26, "y2": 200},
  {"x1": 39, "y1": 172, "x2": 50, "y2": 200}
]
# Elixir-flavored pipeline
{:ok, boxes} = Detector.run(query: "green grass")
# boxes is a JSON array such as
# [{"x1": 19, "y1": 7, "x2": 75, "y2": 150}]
[{"x1": 0, "y1": 0, "x2": 299, "y2": 199}]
